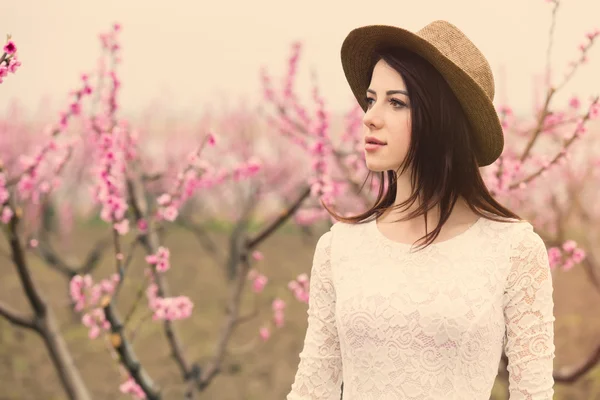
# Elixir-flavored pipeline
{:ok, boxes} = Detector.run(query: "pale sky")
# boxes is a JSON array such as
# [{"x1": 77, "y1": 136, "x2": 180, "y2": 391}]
[{"x1": 2, "y1": 0, "x2": 600, "y2": 120}]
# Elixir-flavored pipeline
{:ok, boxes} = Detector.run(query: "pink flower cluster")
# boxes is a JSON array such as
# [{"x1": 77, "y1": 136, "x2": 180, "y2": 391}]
[
  {"x1": 0, "y1": 39, "x2": 20, "y2": 84},
  {"x1": 232, "y1": 158, "x2": 262, "y2": 182},
  {"x1": 156, "y1": 193, "x2": 179, "y2": 222},
  {"x1": 154, "y1": 133, "x2": 261, "y2": 223},
  {"x1": 16, "y1": 76, "x2": 92, "y2": 203},
  {"x1": 484, "y1": 153, "x2": 524, "y2": 195},
  {"x1": 248, "y1": 268, "x2": 268, "y2": 293},
  {"x1": 145, "y1": 246, "x2": 171, "y2": 273},
  {"x1": 283, "y1": 42, "x2": 301, "y2": 101},
  {"x1": 272, "y1": 298, "x2": 286, "y2": 328},
  {"x1": 247, "y1": 251, "x2": 269, "y2": 293},
  {"x1": 288, "y1": 273, "x2": 309, "y2": 304},
  {"x1": 547, "y1": 239, "x2": 586, "y2": 270},
  {"x1": 119, "y1": 376, "x2": 145, "y2": 399},
  {"x1": 259, "y1": 298, "x2": 287, "y2": 342},
  {"x1": 0, "y1": 172, "x2": 12, "y2": 224},
  {"x1": 569, "y1": 28, "x2": 600, "y2": 66},
  {"x1": 93, "y1": 126, "x2": 129, "y2": 234},
  {"x1": 69, "y1": 273, "x2": 120, "y2": 339},
  {"x1": 145, "y1": 283, "x2": 193, "y2": 321}
]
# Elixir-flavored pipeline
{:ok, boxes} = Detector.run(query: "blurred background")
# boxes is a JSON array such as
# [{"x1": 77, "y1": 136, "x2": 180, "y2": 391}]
[{"x1": 1, "y1": 0, "x2": 600, "y2": 399}]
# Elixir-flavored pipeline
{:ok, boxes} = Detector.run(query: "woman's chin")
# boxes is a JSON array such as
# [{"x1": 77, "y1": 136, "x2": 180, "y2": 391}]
[{"x1": 365, "y1": 161, "x2": 389, "y2": 173}]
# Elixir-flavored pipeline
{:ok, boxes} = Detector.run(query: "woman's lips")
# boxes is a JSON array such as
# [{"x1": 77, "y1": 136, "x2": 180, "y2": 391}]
[{"x1": 365, "y1": 143, "x2": 387, "y2": 152}]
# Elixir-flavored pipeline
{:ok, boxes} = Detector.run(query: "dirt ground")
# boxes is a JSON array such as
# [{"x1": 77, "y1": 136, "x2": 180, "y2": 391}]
[{"x1": 1, "y1": 221, "x2": 600, "y2": 400}]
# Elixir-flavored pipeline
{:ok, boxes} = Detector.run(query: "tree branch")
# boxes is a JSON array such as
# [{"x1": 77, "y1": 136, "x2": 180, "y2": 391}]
[
  {"x1": 554, "y1": 341, "x2": 600, "y2": 383},
  {"x1": 102, "y1": 297, "x2": 162, "y2": 399},
  {"x1": 126, "y1": 176, "x2": 197, "y2": 383},
  {"x1": 246, "y1": 186, "x2": 311, "y2": 250},
  {"x1": 0, "y1": 300, "x2": 36, "y2": 330}
]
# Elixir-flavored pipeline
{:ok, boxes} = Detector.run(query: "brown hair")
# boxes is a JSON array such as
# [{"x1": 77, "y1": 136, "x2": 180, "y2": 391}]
[{"x1": 323, "y1": 47, "x2": 520, "y2": 250}]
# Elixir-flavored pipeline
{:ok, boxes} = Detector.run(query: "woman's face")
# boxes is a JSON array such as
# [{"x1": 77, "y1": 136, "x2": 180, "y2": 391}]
[{"x1": 363, "y1": 59, "x2": 412, "y2": 173}]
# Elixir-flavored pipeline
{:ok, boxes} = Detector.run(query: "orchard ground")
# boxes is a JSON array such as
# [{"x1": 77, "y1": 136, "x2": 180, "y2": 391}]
[{"x1": 0, "y1": 219, "x2": 599, "y2": 400}]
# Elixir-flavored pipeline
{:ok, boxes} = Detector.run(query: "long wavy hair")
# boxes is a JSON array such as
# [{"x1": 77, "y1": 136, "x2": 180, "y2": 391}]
[{"x1": 322, "y1": 47, "x2": 520, "y2": 250}]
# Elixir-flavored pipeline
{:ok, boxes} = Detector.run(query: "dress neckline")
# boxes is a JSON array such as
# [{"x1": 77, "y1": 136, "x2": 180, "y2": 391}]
[{"x1": 370, "y1": 215, "x2": 485, "y2": 250}]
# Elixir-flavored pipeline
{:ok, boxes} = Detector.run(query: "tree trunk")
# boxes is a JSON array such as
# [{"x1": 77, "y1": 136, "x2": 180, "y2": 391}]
[{"x1": 36, "y1": 307, "x2": 93, "y2": 400}]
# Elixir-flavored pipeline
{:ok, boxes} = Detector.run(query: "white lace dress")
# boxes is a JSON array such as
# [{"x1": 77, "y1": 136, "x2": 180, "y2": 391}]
[{"x1": 286, "y1": 217, "x2": 555, "y2": 399}]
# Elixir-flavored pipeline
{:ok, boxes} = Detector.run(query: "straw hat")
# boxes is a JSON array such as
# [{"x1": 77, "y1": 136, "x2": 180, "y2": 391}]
[{"x1": 341, "y1": 20, "x2": 503, "y2": 167}]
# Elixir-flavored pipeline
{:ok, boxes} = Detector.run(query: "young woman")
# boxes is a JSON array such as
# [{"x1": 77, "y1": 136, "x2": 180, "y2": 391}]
[{"x1": 286, "y1": 20, "x2": 555, "y2": 399}]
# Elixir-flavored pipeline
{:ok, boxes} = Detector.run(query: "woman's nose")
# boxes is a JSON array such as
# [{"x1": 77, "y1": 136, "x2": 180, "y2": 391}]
[{"x1": 363, "y1": 108, "x2": 383, "y2": 130}]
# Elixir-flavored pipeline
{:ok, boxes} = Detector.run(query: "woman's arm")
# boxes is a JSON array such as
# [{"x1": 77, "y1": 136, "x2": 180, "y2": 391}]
[
  {"x1": 503, "y1": 223, "x2": 556, "y2": 399},
  {"x1": 287, "y1": 230, "x2": 343, "y2": 400}
]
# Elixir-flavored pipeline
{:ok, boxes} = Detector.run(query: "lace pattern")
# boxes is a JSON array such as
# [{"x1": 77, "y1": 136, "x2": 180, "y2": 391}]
[{"x1": 287, "y1": 217, "x2": 555, "y2": 399}]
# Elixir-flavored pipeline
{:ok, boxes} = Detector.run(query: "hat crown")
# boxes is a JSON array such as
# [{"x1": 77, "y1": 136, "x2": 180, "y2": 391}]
[{"x1": 417, "y1": 20, "x2": 495, "y2": 100}]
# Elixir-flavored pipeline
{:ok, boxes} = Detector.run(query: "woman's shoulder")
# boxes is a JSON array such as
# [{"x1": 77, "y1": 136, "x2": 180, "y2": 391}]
[
  {"x1": 329, "y1": 218, "x2": 374, "y2": 236},
  {"x1": 480, "y1": 215, "x2": 544, "y2": 251}
]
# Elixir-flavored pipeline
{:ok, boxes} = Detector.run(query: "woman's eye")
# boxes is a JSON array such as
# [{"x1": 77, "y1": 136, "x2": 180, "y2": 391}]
[
  {"x1": 390, "y1": 99, "x2": 406, "y2": 108},
  {"x1": 365, "y1": 97, "x2": 375, "y2": 106}
]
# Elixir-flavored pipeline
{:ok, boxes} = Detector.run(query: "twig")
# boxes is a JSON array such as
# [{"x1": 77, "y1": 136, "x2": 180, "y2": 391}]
[
  {"x1": 0, "y1": 300, "x2": 36, "y2": 330},
  {"x1": 246, "y1": 186, "x2": 311, "y2": 249},
  {"x1": 511, "y1": 97, "x2": 599, "y2": 190}
]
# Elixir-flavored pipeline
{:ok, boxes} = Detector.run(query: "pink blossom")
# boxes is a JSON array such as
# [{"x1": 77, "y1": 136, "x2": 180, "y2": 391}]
[
  {"x1": 571, "y1": 248, "x2": 586, "y2": 264},
  {"x1": 145, "y1": 246, "x2": 171, "y2": 272},
  {"x1": 252, "y1": 250, "x2": 264, "y2": 261},
  {"x1": 586, "y1": 28, "x2": 600, "y2": 41},
  {"x1": 8, "y1": 57, "x2": 20, "y2": 73},
  {"x1": 113, "y1": 219, "x2": 130, "y2": 235},
  {"x1": 157, "y1": 247, "x2": 169, "y2": 259},
  {"x1": 547, "y1": 247, "x2": 561, "y2": 268},
  {"x1": 88, "y1": 325, "x2": 101, "y2": 339},
  {"x1": 119, "y1": 377, "x2": 146, "y2": 400},
  {"x1": 1, "y1": 207, "x2": 13, "y2": 224},
  {"x1": 272, "y1": 298, "x2": 286, "y2": 311},
  {"x1": 590, "y1": 103, "x2": 600, "y2": 120},
  {"x1": 150, "y1": 296, "x2": 193, "y2": 321},
  {"x1": 162, "y1": 205, "x2": 179, "y2": 221},
  {"x1": 569, "y1": 96, "x2": 581, "y2": 109},
  {"x1": 137, "y1": 219, "x2": 148, "y2": 233},
  {"x1": 252, "y1": 274, "x2": 268, "y2": 293},
  {"x1": 157, "y1": 193, "x2": 171, "y2": 206},
  {"x1": 247, "y1": 268, "x2": 258, "y2": 280},
  {"x1": 156, "y1": 260, "x2": 169, "y2": 273},
  {"x1": 562, "y1": 240, "x2": 577, "y2": 252},
  {"x1": 297, "y1": 273, "x2": 309, "y2": 284},
  {"x1": 259, "y1": 326, "x2": 271, "y2": 341},
  {"x1": 562, "y1": 259, "x2": 575, "y2": 271},
  {"x1": 288, "y1": 274, "x2": 310, "y2": 303},
  {"x1": 3, "y1": 41, "x2": 16, "y2": 55},
  {"x1": 273, "y1": 310, "x2": 285, "y2": 328},
  {"x1": 207, "y1": 133, "x2": 216, "y2": 146}
]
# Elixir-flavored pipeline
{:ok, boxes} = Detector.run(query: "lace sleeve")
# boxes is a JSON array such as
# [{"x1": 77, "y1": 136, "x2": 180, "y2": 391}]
[
  {"x1": 503, "y1": 224, "x2": 556, "y2": 399},
  {"x1": 287, "y1": 230, "x2": 343, "y2": 400}
]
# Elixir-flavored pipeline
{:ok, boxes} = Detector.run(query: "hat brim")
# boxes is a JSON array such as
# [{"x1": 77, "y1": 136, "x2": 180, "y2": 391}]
[{"x1": 341, "y1": 25, "x2": 503, "y2": 167}]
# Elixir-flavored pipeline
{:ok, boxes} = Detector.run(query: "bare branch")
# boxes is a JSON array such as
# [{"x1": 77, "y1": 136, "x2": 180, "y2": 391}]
[
  {"x1": 6, "y1": 212, "x2": 46, "y2": 316},
  {"x1": 197, "y1": 252, "x2": 252, "y2": 390},
  {"x1": 246, "y1": 186, "x2": 311, "y2": 249},
  {"x1": 554, "y1": 342, "x2": 600, "y2": 383},
  {"x1": 102, "y1": 297, "x2": 162, "y2": 399},
  {"x1": 0, "y1": 300, "x2": 36, "y2": 330},
  {"x1": 33, "y1": 233, "x2": 112, "y2": 277}
]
